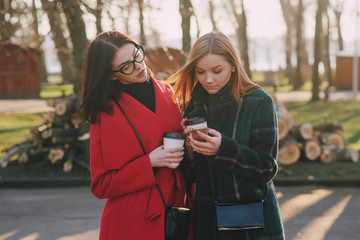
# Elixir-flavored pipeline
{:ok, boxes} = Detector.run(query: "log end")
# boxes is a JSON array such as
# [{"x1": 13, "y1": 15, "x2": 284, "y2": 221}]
[
  {"x1": 278, "y1": 144, "x2": 301, "y2": 166},
  {"x1": 300, "y1": 122, "x2": 313, "y2": 140},
  {"x1": 304, "y1": 140, "x2": 321, "y2": 161}
]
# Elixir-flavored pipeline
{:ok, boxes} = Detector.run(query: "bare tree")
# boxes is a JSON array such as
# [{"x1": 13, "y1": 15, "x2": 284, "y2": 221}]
[
  {"x1": 0, "y1": 0, "x2": 18, "y2": 42},
  {"x1": 31, "y1": 0, "x2": 48, "y2": 82},
  {"x1": 105, "y1": 8, "x2": 116, "y2": 31},
  {"x1": 82, "y1": 0, "x2": 104, "y2": 34},
  {"x1": 41, "y1": 0, "x2": 75, "y2": 84},
  {"x1": 136, "y1": 0, "x2": 146, "y2": 45},
  {"x1": 279, "y1": 0, "x2": 295, "y2": 80},
  {"x1": 95, "y1": 0, "x2": 103, "y2": 34},
  {"x1": 323, "y1": 2, "x2": 333, "y2": 87},
  {"x1": 311, "y1": 0, "x2": 327, "y2": 101},
  {"x1": 59, "y1": 0, "x2": 88, "y2": 95},
  {"x1": 227, "y1": 0, "x2": 251, "y2": 78},
  {"x1": 0, "y1": 0, "x2": 7, "y2": 42},
  {"x1": 208, "y1": 0, "x2": 218, "y2": 31},
  {"x1": 294, "y1": 0, "x2": 305, "y2": 89},
  {"x1": 331, "y1": 0, "x2": 345, "y2": 51},
  {"x1": 280, "y1": 0, "x2": 310, "y2": 89},
  {"x1": 179, "y1": 0, "x2": 193, "y2": 61},
  {"x1": 118, "y1": 1, "x2": 134, "y2": 35},
  {"x1": 31, "y1": 0, "x2": 41, "y2": 48}
]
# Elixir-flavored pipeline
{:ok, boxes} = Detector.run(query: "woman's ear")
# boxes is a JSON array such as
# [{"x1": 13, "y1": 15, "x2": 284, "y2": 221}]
[{"x1": 110, "y1": 73, "x2": 118, "y2": 81}]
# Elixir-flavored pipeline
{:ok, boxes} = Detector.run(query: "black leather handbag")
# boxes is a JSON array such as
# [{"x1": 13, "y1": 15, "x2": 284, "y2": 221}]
[
  {"x1": 208, "y1": 161, "x2": 265, "y2": 231},
  {"x1": 113, "y1": 99, "x2": 192, "y2": 240},
  {"x1": 157, "y1": 184, "x2": 192, "y2": 240}
]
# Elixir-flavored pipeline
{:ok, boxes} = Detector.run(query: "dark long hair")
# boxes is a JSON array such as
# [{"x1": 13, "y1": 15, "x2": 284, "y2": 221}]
[{"x1": 80, "y1": 31, "x2": 145, "y2": 124}]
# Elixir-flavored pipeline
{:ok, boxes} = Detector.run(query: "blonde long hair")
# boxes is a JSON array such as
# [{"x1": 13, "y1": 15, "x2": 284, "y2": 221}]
[{"x1": 167, "y1": 31, "x2": 259, "y2": 110}]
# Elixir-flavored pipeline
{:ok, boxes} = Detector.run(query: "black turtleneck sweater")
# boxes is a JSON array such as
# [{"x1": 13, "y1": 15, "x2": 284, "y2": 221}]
[{"x1": 119, "y1": 78, "x2": 155, "y2": 113}]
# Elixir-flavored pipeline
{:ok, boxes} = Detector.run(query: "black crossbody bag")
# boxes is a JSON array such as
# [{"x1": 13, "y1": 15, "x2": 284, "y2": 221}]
[
  {"x1": 208, "y1": 161, "x2": 265, "y2": 231},
  {"x1": 113, "y1": 99, "x2": 192, "y2": 240}
]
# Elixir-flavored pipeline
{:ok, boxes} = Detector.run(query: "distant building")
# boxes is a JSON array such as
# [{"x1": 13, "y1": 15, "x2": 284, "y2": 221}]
[
  {"x1": 144, "y1": 46, "x2": 184, "y2": 80},
  {"x1": 0, "y1": 43, "x2": 41, "y2": 99},
  {"x1": 335, "y1": 53, "x2": 360, "y2": 90}
]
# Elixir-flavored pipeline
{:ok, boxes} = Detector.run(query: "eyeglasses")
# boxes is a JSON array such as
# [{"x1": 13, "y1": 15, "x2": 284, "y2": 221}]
[{"x1": 112, "y1": 45, "x2": 145, "y2": 75}]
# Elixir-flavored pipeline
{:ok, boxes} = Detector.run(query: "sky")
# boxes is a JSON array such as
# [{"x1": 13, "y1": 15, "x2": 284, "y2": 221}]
[
  {"x1": 90, "y1": 0, "x2": 360, "y2": 46},
  {"x1": 42, "y1": 0, "x2": 360, "y2": 72}
]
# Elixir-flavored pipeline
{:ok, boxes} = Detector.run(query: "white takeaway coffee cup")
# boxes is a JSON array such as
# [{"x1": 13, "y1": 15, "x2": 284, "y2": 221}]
[{"x1": 163, "y1": 132, "x2": 186, "y2": 166}]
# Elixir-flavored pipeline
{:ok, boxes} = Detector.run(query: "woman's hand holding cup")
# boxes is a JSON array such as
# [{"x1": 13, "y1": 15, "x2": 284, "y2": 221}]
[
  {"x1": 149, "y1": 132, "x2": 185, "y2": 169},
  {"x1": 187, "y1": 128, "x2": 221, "y2": 156},
  {"x1": 149, "y1": 145, "x2": 184, "y2": 169}
]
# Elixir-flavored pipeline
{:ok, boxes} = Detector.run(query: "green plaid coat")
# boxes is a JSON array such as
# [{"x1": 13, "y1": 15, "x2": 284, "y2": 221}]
[{"x1": 183, "y1": 82, "x2": 285, "y2": 240}]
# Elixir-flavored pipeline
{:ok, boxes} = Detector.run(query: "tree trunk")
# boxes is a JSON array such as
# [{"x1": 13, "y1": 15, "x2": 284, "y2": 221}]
[
  {"x1": 228, "y1": 0, "x2": 251, "y2": 78},
  {"x1": 179, "y1": 0, "x2": 192, "y2": 63},
  {"x1": 279, "y1": 0, "x2": 295, "y2": 80},
  {"x1": 137, "y1": 0, "x2": 146, "y2": 45},
  {"x1": 332, "y1": 0, "x2": 344, "y2": 51},
  {"x1": 311, "y1": 0, "x2": 326, "y2": 101},
  {"x1": 294, "y1": 0, "x2": 304, "y2": 89},
  {"x1": 95, "y1": 0, "x2": 103, "y2": 34},
  {"x1": 239, "y1": 0, "x2": 251, "y2": 79},
  {"x1": 32, "y1": 0, "x2": 48, "y2": 83},
  {"x1": 208, "y1": 0, "x2": 218, "y2": 31},
  {"x1": 0, "y1": 0, "x2": 10, "y2": 42},
  {"x1": 120, "y1": 0, "x2": 133, "y2": 35},
  {"x1": 323, "y1": 4, "x2": 332, "y2": 87},
  {"x1": 41, "y1": 0, "x2": 76, "y2": 84},
  {"x1": 60, "y1": 0, "x2": 88, "y2": 96}
]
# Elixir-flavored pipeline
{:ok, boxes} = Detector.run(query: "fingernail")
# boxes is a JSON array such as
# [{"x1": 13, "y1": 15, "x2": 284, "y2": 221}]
[{"x1": 194, "y1": 130, "x2": 198, "y2": 133}]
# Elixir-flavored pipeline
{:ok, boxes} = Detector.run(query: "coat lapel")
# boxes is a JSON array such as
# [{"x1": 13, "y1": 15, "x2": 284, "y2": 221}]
[{"x1": 116, "y1": 78, "x2": 183, "y2": 221}]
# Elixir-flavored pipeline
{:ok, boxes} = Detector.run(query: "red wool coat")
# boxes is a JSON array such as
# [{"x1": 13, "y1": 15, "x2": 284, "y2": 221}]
[{"x1": 90, "y1": 78, "x2": 187, "y2": 240}]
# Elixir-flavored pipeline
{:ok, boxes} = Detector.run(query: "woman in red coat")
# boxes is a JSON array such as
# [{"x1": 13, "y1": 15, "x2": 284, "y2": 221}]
[{"x1": 81, "y1": 31, "x2": 188, "y2": 240}]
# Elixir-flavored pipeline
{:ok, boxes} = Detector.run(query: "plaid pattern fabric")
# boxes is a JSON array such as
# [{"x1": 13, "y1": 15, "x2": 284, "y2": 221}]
[{"x1": 184, "y1": 83, "x2": 285, "y2": 240}]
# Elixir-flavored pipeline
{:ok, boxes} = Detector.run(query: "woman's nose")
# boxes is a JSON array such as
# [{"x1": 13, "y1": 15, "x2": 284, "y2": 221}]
[
  {"x1": 206, "y1": 73, "x2": 214, "y2": 83},
  {"x1": 134, "y1": 61, "x2": 142, "y2": 69}
]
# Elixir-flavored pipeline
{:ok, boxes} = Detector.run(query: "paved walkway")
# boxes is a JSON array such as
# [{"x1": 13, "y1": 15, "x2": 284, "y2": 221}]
[
  {"x1": 0, "y1": 90, "x2": 359, "y2": 114},
  {"x1": 0, "y1": 185, "x2": 358, "y2": 240},
  {"x1": 0, "y1": 99, "x2": 53, "y2": 114}
]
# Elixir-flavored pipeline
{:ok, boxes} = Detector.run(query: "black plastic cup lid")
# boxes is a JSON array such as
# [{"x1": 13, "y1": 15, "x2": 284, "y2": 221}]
[
  {"x1": 163, "y1": 132, "x2": 186, "y2": 139},
  {"x1": 184, "y1": 117, "x2": 207, "y2": 126}
]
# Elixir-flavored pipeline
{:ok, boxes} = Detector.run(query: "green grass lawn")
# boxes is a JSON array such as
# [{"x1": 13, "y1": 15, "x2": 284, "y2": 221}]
[
  {"x1": 284, "y1": 100, "x2": 360, "y2": 150},
  {"x1": 276, "y1": 100, "x2": 360, "y2": 181},
  {"x1": 1, "y1": 92, "x2": 359, "y2": 180},
  {"x1": 0, "y1": 113, "x2": 43, "y2": 157},
  {"x1": 40, "y1": 83, "x2": 74, "y2": 98}
]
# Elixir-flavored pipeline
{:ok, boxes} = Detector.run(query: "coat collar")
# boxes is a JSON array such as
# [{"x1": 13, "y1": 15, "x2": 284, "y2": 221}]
[{"x1": 191, "y1": 80, "x2": 233, "y2": 106}]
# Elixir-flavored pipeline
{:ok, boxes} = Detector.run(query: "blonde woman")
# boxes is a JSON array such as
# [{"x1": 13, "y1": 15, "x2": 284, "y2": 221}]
[{"x1": 167, "y1": 31, "x2": 285, "y2": 240}]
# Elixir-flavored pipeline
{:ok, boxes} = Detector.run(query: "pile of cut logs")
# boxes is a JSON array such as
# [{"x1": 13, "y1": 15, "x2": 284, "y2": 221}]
[
  {"x1": 0, "y1": 94, "x2": 90, "y2": 173},
  {"x1": 276, "y1": 101, "x2": 358, "y2": 166}
]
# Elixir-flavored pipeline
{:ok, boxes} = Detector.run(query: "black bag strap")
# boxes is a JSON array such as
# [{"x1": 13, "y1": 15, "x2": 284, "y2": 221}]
[
  {"x1": 113, "y1": 98, "x2": 146, "y2": 154},
  {"x1": 112, "y1": 97, "x2": 168, "y2": 209},
  {"x1": 208, "y1": 159, "x2": 268, "y2": 202}
]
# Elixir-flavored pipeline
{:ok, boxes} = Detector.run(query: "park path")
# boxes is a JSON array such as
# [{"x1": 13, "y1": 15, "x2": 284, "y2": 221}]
[
  {"x1": 0, "y1": 90, "x2": 359, "y2": 114},
  {"x1": 0, "y1": 185, "x2": 358, "y2": 240}
]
